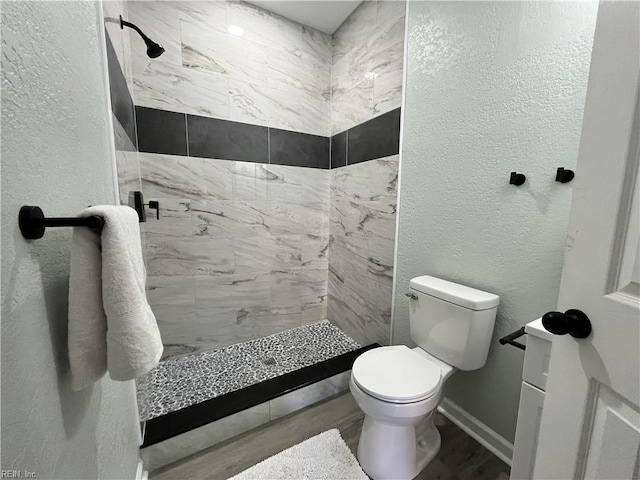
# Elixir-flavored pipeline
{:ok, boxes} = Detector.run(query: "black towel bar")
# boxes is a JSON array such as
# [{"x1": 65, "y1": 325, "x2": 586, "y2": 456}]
[
  {"x1": 499, "y1": 326, "x2": 527, "y2": 351},
  {"x1": 19, "y1": 206, "x2": 104, "y2": 240}
]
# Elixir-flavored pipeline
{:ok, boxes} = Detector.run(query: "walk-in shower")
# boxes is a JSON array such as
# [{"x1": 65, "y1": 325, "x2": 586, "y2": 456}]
[{"x1": 104, "y1": 0, "x2": 405, "y2": 470}]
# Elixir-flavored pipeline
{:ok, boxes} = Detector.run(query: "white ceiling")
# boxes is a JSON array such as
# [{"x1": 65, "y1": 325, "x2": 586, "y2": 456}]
[{"x1": 245, "y1": 1, "x2": 362, "y2": 34}]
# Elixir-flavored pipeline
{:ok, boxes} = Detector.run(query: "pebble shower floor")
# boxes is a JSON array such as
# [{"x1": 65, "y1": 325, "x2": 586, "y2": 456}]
[{"x1": 137, "y1": 320, "x2": 361, "y2": 421}]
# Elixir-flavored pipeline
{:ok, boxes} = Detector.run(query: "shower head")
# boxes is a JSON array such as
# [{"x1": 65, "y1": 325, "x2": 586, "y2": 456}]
[
  {"x1": 120, "y1": 15, "x2": 165, "y2": 59},
  {"x1": 145, "y1": 41, "x2": 165, "y2": 59}
]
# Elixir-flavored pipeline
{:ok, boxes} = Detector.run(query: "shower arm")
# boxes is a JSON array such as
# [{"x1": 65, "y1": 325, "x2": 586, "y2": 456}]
[
  {"x1": 120, "y1": 16, "x2": 152, "y2": 44},
  {"x1": 120, "y1": 15, "x2": 164, "y2": 58}
]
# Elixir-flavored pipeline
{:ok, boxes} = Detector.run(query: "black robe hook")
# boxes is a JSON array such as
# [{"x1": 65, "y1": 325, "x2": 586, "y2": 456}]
[
  {"x1": 509, "y1": 172, "x2": 526, "y2": 186},
  {"x1": 555, "y1": 167, "x2": 575, "y2": 183}
]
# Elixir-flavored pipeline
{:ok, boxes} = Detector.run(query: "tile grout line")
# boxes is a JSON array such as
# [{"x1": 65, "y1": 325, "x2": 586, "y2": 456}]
[
  {"x1": 184, "y1": 113, "x2": 190, "y2": 157},
  {"x1": 345, "y1": 128, "x2": 349, "y2": 167},
  {"x1": 329, "y1": 130, "x2": 332, "y2": 170},
  {"x1": 133, "y1": 106, "x2": 140, "y2": 153}
]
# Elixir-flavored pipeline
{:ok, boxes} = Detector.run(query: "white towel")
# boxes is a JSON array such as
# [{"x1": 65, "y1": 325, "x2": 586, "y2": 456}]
[{"x1": 68, "y1": 205, "x2": 163, "y2": 390}]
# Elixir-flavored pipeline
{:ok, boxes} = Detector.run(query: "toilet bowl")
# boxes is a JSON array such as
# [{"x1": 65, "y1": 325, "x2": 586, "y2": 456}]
[
  {"x1": 350, "y1": 346, "x2": 454, "y2": 480},
  {"x1": 350, "y1": 276, "x2": 499, "y2": 479}
]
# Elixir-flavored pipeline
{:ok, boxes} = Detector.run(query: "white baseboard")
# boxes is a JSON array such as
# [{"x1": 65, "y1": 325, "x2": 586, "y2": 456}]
[
  {"x1": 437, "y1": 397, "x2": 513, "y2": 467},
  {"x1": 135, "y1": 459, "x2": 147, "y2": 480}
]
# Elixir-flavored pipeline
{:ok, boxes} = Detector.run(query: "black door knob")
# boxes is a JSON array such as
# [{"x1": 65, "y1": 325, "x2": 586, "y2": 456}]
[{"x1": 542, "y1": 309, "x2": 592, "y2": 338}]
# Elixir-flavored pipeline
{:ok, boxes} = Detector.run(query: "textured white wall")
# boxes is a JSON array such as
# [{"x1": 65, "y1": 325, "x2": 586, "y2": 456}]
[
  {"x1": 1, "y1": 2, "x2": 141, "y2": 478},
  {"x1": 394, "y1": 1, "x2": 597, "y2": 443}
]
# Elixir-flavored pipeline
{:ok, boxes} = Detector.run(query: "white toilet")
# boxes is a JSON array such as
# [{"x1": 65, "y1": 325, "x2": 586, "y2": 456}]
[{"x1": 350, "y1": 275, "x2": 499, "y2": 480}]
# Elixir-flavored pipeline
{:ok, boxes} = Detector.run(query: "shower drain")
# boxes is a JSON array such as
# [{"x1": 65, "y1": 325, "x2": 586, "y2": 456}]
[{"x1": 262, "y1": 357, "x2": 277, "y2": 366}]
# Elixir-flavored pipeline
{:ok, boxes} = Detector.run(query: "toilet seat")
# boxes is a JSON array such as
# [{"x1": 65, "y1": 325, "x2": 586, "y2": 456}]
[{"x1": 352, "y1": 346, "x2": 442, "y2": 404}]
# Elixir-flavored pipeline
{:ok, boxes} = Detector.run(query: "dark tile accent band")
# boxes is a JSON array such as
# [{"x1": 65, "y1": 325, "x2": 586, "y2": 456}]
[
  {"x1": 133, "y1": 106, "x2": 401, "y2": 168},
  {"x1": 188, "y1": 115, "x2": 268, "y2": 163},
  {"x1": 331, "y1": 131, "x2": 347, "y2": 169},
  {"x1": 105, "y1": 31, "x2": 136, "y2": 149},
  {"x1": 141, "y1": 343, "x2": 379, "y2": 447},
  {"x1": 136, "y1": 106, "x2": 187, "y2": 156},
  {"x1": 270, "y1": 128, "x2": 330, "y2": 169},
  {"x1": 347, "y1": 108, "x2": 401, "y2": 165}
]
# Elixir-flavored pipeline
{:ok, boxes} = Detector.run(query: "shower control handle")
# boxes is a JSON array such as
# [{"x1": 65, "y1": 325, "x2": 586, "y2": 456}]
[
  {"x1": 147, "y1": 201, "x2": 160, "y2": 220},
  {"x1": 542, "y1": 309, "x2": 592, "y2": 338},
  {"x1": 405, "y1": 292, "x2": 418, "y2": 300}
]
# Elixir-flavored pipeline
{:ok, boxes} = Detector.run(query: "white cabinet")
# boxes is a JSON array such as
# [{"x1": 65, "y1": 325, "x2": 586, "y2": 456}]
[{"x1": 510, "y1": 319, "x2": 553, "y2": 480}]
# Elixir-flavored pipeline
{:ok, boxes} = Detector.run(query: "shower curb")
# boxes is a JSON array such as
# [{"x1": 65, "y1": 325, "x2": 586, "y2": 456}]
[{"x1": 141, "y1": 343, "x2": 379, "y2": 447}]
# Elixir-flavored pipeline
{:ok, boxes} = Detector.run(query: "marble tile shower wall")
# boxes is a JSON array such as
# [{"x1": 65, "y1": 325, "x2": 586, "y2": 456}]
[
  {"x1": 118, "y1": 0, "x2": 405, "y2": 357},
  {"x1": 127, "y1": 0, "x2": 331, "y2": 136},
  {"x1": 140, "y1": 152, "x2": 329, "y2": 359},
  {"x1": 327, "y1": 1, "x2": 405, "y2": 345},
  {"x1": 328, "y1": 155, "x2": 399, "y2": 345}
]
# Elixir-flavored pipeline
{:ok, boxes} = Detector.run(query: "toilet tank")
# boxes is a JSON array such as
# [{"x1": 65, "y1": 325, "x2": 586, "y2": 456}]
[{"x1": 409, "y1": 276, "x2": 499, "y2": 371}]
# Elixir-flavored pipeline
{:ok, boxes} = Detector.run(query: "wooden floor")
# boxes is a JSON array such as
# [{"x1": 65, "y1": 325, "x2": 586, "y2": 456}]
[{"x1": 152, "y1": 393, "x2": 511, "y2": 480}]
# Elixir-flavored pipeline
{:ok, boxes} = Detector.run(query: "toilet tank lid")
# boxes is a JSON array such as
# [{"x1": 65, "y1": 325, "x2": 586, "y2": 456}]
[{"x1": 410, "y1": 276, "x2": 499, "y2": 310}]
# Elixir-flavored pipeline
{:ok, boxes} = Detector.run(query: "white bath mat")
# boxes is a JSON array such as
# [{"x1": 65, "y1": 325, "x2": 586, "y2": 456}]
[{"x1": 229, "y1": 429, "x2": 368, "y2": 480}]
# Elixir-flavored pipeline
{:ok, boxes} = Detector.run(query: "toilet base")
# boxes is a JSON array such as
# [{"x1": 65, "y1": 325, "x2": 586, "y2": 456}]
[
  {"x1": 357, "y1": 411, "x2": 441, "y2": 480},
  {"x1": 416, "y1": 417, "x2": 441, "y2": 474}
]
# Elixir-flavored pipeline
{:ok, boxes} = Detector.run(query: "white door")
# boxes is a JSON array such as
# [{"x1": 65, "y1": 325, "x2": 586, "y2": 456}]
[{"x1": 533, "y1": 2, "x2": 640, "y2": 479}]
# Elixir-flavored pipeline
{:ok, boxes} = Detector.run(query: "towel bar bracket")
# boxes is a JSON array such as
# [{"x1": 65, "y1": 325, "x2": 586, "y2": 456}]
[
  {"x1": 19, "y1": 206, "x2": 104, "y2": 240},
  {"x1": 499, "y1": 326, "x2": 527, "y2": 351}
]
